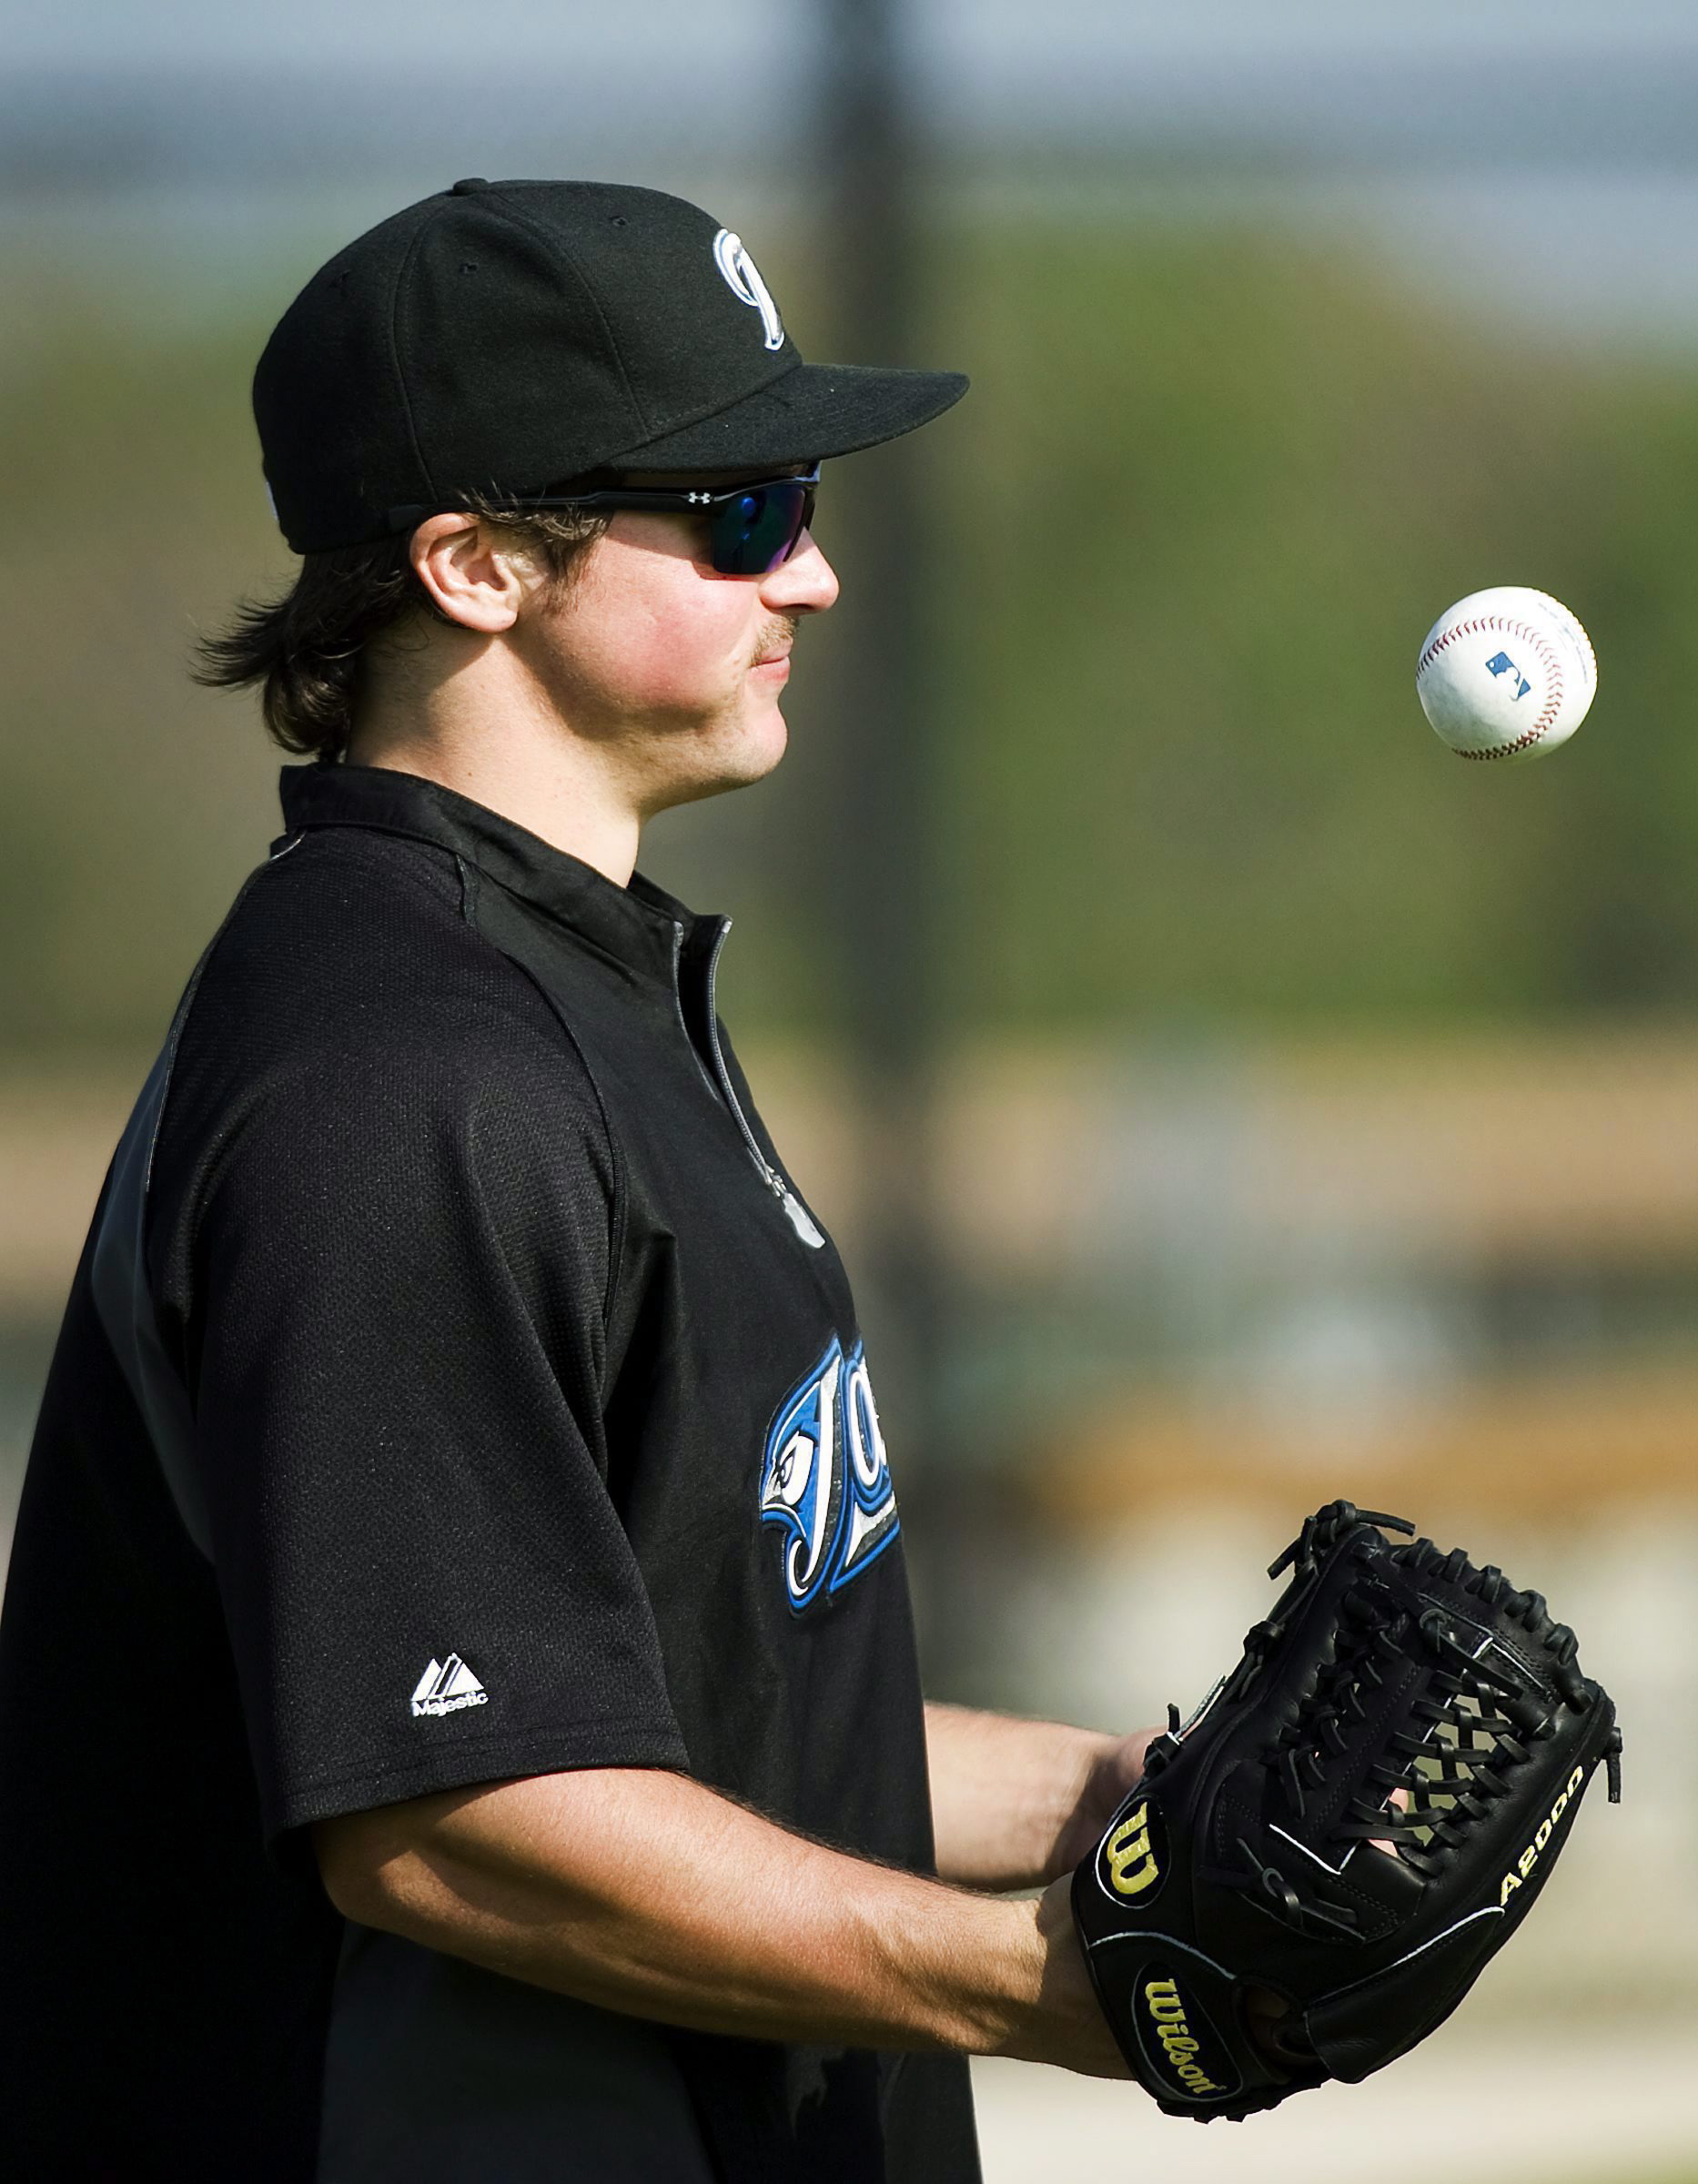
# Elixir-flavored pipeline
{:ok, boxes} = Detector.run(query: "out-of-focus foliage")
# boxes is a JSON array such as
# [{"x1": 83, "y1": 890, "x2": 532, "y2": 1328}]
[
  {"x1": 933, "y1": 221, "x2": 1698, "y2": 1032},
  {"x1": 5, "y1": 210, "x2": 1698, "y2": 1054},
  {"x1": 0, "y1": 259, "x2": 285, "y2": 1051}
]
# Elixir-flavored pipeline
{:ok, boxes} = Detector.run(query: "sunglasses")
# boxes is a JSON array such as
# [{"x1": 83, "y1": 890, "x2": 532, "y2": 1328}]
[{"x1": 497, "y1": 462, "x2": 822, "y2": 576}]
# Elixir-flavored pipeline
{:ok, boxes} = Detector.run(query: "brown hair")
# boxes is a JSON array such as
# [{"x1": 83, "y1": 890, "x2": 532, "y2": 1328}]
[{"x1": 191, "y1": 499, "x2": 610, "y2": 764}]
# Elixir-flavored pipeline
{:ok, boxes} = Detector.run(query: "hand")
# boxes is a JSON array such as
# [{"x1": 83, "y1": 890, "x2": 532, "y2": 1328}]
[
  {"x1": 1049, "y1": 1724, "x2": 1163, "y2": 1878},
  {"x1": 996, "y1": 1874, "x2": 1133, "y2": 2079}
]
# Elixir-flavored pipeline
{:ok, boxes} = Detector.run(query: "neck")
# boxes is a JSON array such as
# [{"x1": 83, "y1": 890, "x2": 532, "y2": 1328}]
[{"x1": 347, "y1": 642, "x2": 642, "y2": 887}]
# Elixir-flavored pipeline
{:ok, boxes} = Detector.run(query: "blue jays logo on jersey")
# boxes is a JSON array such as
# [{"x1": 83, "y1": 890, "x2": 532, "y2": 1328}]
[{"x1": 759, "y1": 1336, "x2": 900, "y2": 1613}]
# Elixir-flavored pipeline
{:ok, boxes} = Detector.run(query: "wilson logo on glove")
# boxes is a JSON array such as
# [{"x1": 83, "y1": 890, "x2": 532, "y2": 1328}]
[
  {"x1": 1102, "y1": 1798, "x2": 1167, "y2": 1900},
  {"x1": 1135, "y1": 1969, "x2": 1238, "y2": 2101}
]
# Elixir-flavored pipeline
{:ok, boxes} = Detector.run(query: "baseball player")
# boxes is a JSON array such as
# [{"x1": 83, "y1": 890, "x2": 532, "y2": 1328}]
[{"x1": 0, "y1": 180, "x2": 1154, "y2": 2181}]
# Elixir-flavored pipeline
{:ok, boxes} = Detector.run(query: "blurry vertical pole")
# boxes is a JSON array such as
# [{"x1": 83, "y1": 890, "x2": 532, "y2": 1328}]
[{"x1": 814, "y1": 0, "x2": 971, "y2": 1685}]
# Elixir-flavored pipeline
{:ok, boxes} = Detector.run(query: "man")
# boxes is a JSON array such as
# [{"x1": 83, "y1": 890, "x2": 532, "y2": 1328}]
[{"x1": 0, "y1": 179, "x2": 1152, "y2": 2181}]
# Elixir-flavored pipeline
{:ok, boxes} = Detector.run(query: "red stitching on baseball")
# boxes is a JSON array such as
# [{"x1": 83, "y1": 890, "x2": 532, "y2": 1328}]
[{"x1": 1418, "y1": 613, "x2": 1563, "y2": 758}]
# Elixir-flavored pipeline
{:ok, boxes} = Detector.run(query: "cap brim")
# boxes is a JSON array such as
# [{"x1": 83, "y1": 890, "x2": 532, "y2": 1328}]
[{"x1": 605, "y1": 359, "x2": 969, "y2": 473}]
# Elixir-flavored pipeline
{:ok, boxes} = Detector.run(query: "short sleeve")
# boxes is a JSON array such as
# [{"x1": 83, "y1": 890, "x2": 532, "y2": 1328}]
[{"x1": 177, "y1": 1030, "x2": 687, "y2": 1844}]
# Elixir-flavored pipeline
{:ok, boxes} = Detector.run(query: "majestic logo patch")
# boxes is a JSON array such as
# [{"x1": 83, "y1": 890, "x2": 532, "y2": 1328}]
[
  {"x1": 712, "y1": 228, "x2": 785, "y2": 351},
  {"x1": 1102, "y1": 1797, "x2": 1167, "y2": 1902},
  {"x1": 410, "y1": 1653, "x2": 487, "y2": 1717},
  {"x1": 1135, "y1": 1968, "x2": 1240, "y2": 2103},
  {"x1": 760, "y1": 1336, "x2": 898, "y2": 1613}
]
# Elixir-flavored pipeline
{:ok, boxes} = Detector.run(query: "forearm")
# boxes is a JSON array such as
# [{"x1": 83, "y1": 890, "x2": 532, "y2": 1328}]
[
  {"x1": 315, "y1": 1766, "x2": 1121, "y2": 2075},
  {"x1": 925, "y1": 1702, "x2": 1150, "y2": 1893}
]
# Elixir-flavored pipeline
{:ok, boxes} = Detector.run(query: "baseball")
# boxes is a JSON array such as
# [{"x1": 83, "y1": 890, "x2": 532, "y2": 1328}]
[{"x1": 1415, "y1": 586, "x2": 1596, "y2": 763}]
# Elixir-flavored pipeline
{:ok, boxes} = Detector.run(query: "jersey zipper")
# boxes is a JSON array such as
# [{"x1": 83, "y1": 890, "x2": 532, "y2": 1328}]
[{"x1": 698, "y1": 918, "x2": 825, "y2": 1249}]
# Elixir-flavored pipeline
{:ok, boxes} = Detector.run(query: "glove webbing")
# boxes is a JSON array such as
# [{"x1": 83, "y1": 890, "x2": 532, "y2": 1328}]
[{"x1": 1236, "y1": 1552, "x2": 1622, "y2": 1937}]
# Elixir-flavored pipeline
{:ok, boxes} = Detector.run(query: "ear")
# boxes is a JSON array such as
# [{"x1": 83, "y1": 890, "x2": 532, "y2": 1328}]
[{"x1": 408, "y1": 514, "x2": 531, "y2": 634}]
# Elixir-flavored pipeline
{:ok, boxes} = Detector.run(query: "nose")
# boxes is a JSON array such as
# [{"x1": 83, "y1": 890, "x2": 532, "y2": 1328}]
[{"x1": 760, "y1": 531, "x2": 838, "y2": 616}]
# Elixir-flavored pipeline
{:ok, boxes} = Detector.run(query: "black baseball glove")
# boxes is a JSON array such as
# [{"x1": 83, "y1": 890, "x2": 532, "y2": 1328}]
[{"x1": 1071, "y1": 1500, "x2": 1621, "y2": 2120}]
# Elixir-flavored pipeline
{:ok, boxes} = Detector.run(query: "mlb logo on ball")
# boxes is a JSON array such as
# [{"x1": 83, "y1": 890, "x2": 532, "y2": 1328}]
[{"x1": 1484, "y1": 652, "x2": 1531, "y2": 701}]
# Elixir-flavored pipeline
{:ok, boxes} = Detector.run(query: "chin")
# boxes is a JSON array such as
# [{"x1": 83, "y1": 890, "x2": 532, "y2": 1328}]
[
  {"x1": 717, "y1": 698, "x2": 791, "y2": 785},
  {"x1": 743, "y1": 700, "x2": 791, "y2": 775},
  {"x1": 661, "y1": 703, "x2": 789, "y2": 810}
]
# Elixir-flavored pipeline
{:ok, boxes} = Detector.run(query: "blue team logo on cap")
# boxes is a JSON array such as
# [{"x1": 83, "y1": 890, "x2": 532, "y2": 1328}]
[
  {"x1": 713, "y1": 228, "x2": 786, "y2": 352},
  {"x1": 759, "y1": 1335, "x2": 899, "y2": 1613}
]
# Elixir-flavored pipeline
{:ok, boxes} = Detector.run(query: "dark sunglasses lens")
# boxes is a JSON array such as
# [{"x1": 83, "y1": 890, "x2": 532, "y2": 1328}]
[{"x1": 708, "y1": 482, "x2": 814, "y2": 574}]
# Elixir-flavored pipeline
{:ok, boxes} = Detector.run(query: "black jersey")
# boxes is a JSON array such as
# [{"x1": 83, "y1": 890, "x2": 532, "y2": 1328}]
[{"x1": 0, "y1": 764, "x2": 981, "y2": 2184}]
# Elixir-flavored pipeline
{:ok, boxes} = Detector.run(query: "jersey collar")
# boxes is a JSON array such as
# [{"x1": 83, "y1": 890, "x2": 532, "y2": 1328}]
[{"x1": 277, "y1": 763, "x2": 718, "y2": 986}]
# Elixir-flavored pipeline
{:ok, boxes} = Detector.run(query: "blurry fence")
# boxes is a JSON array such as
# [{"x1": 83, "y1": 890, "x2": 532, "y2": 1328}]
[
  {"x1": 3, "y1": 1030, "x2": 1693, "y2": 2018},
  {"x1": 773, "y1": 1028, "x2": 1698, "y2": 2017}
]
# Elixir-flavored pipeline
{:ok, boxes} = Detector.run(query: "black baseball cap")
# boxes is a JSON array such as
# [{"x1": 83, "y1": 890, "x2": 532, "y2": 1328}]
[{"x1": 254, "y1": 177, "x2": 969, "y2": 555}]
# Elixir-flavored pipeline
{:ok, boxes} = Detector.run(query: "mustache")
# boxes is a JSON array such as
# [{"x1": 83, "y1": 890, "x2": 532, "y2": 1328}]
[{"x1": 752, "y1": 614, "x2": 801, "y2": 665}]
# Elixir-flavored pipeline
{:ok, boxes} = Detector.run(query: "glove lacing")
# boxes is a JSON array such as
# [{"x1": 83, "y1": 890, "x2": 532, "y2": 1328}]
[
  {"x1": 1218, "y1": 1502, "x2": 1415, "y2": 1705},
  {"x1": 1229, "y1": 1520, "x2": 1622, "y2": 1939}
]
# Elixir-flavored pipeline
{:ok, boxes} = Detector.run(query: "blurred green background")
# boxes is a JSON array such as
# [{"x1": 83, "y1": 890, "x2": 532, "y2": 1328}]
[
  {"x1": 5, "y1": 5, "x2": 1698, "y2": 2174},
  {"x1": 8, "y1": 215, "x2": 1698, "y2": 1047}
]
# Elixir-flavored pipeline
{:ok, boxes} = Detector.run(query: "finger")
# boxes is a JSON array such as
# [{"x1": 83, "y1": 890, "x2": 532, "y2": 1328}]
[{"x1": 1369, "y1": 1782, "x2": 1411, "y2": 1860}]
